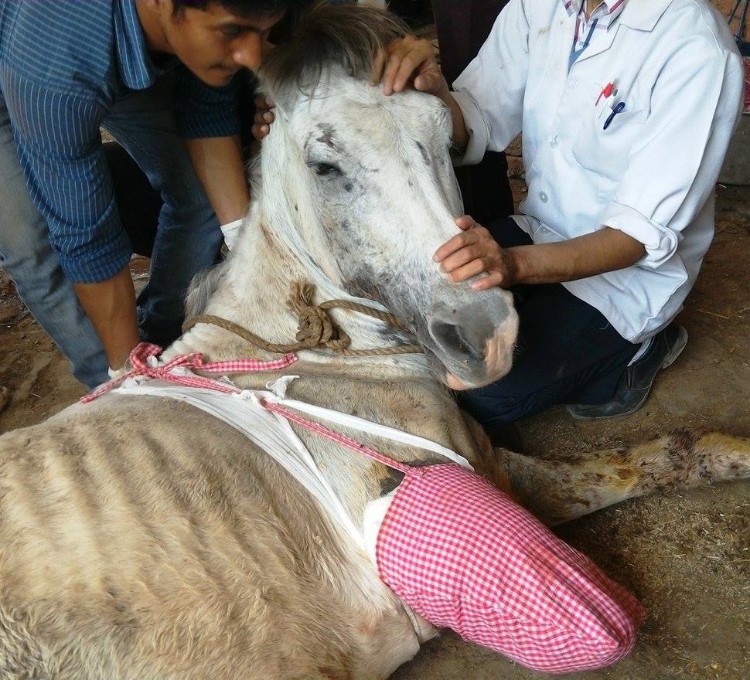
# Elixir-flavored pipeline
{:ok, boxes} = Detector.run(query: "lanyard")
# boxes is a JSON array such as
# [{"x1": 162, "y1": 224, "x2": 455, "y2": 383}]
[{"x1": 569, "y1": 13, "x2": 599, "y2": 69}]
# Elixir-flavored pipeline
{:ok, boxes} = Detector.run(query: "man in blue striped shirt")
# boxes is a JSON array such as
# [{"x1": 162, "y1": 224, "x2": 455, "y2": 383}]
[{"x1": 0, "y1": 0, "x2": 309, "y2": 388}]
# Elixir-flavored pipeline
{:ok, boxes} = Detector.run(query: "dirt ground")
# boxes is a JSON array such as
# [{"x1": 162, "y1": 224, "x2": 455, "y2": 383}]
[{"x1": 0, "y1": 180, "x2": 748, "y2": 679}]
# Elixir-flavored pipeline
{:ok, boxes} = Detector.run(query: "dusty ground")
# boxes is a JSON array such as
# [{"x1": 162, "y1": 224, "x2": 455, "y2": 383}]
[{"x1": 0, "y1": 181, "x2": 748, "y2": 679}]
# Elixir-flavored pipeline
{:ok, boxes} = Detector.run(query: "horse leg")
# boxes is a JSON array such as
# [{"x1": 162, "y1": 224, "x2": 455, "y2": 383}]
[{"x1": 498, "y1": 429, "x2": 750, "y2": 526}]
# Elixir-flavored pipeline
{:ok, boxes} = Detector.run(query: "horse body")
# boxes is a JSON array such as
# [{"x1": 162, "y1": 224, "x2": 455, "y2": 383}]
[
  {"x1": 0, "y1": 9, "x2": 508, "y2": 678},
  {"x1": 0, "y1": 395, "x2": 427, "y2": 679},
  {"x1": 0, "y1": 5, "x2": 748, "y2": 679}
]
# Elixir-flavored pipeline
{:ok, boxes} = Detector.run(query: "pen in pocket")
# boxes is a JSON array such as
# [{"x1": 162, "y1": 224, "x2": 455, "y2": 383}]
[
  {"x1": 596, "y1": 82, "x2": 615, "y2": 105},
  {"x1": 603, "y1": 101, "x2": 626, "y2": 130}
]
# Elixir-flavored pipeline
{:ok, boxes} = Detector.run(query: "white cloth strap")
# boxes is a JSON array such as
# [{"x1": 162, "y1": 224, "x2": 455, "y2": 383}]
[
  {"x1": 220, "y1": 218, "x2": 243, "y2": 250},
  {"x1": 261, "y1": 377, "x2": 473, "y2": 470},
  {"x1": 116, "y1": 379, "x2": 367, "y2": 548},
  {"x1": 112, "y1": 376, "x2": 472, "y2": 550}
]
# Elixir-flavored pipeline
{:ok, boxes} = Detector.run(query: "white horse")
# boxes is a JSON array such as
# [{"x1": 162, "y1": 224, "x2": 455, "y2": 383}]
[{"x1": 0, "y1": 5, "x2": 747, "y2": 679}]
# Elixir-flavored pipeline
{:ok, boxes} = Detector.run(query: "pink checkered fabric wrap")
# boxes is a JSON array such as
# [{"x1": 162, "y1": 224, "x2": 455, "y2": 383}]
[
  {"x1": 81, "y1": 343, "x2": 298, "y2": 403},
  {"x1": 376, "y1": 464, "x2": 646, "y2": 674}
]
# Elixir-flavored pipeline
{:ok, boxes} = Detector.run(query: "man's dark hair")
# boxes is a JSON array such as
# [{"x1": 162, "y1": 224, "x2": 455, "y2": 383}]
[{"x1": 171, "y1": 0, "x2": 314, "y2": 19}]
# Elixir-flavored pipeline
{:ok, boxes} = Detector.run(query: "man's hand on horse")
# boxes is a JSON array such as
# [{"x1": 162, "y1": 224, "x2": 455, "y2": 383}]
[
  {"x1": 251, "y1": 94, "x2": 275, "y2": 141},
  {"x1": 372, "y1": 35, "x2": 448, "y2": 98},
  {"x1": 433, "y1": 216, "x2": 518, "y2": 290}
]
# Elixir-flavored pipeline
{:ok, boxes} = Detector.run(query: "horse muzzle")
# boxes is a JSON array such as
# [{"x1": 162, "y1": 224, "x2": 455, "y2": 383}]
[{"x1": 425, "y1": 290, "x2": 518, "y2": 390}]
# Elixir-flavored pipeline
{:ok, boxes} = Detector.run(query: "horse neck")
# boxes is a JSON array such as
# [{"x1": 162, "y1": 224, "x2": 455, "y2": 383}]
[{"x1": 169, "y1": 201, "x2": 482, "y2": 476}]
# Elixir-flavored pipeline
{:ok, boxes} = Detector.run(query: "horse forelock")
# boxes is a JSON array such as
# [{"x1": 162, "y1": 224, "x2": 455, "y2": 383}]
[{"x1": 258, "y1": 2, "x2": 409, "y2": 104}]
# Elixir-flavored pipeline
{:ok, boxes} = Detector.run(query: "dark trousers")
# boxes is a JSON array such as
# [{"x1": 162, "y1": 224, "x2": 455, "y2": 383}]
[
  {"x1": 104, "y1": 72, "x2": 259, "y2": 259},
  {"x1": 456, "y1": 219, "x2": 640, "y2": 426},
  {"x1": 105, "y1": 141, "x2": 160, "y2": 258},
  {"x1": 431, "y1": 0, "x2": 514, "y2": 223}
]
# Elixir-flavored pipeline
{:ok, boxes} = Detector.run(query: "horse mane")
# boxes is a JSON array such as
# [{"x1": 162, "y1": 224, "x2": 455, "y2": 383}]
[
  {"x1": 259, "y1": 2, "x2": 410, "y2": 98},
  {"x1": 185, "y1": 260, "x2": 228, "y2": 317}
]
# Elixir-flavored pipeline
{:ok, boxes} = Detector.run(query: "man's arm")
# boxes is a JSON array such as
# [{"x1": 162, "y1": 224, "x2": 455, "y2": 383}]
[
  {"x1": 437, "y1": 10, "x2": 743, "y2": 293},
  {"x1": 433, "y1": 217, "x2": 645, "y2": 290},
  {"x1": 186, "y1": 135, "x2": 250, "y2": 225},
  {"x1": 73, "y1": 267, "x2": 140, "y2": 370},
  {"x1": 375, "y1": 0, "x2": 530, "y2": 161},
  {"x1": 4, "y1": 80, "x2": 140, "y2": 369},
  {"x1": 176, "y1": 68, "x2": 250, "y2": 225}
]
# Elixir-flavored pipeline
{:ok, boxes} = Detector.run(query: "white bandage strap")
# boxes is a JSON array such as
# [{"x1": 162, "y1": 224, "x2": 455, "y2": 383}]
[
  {"x1": 112, "y1": 376, "x2": 472, "y2": 551},
  {"x1": 220, "y1": 218, "x2": 243, "y2": 250}
]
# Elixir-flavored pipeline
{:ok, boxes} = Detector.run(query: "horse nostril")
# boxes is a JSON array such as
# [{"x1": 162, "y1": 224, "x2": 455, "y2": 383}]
[{"x1": 429, "y1": 319, "x2": 485, "y2": 363}]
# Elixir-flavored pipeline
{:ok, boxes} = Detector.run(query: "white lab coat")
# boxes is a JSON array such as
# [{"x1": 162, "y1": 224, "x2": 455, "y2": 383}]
[{"x1": 453, "y1": 0, "x2": 744, "y2": 343}]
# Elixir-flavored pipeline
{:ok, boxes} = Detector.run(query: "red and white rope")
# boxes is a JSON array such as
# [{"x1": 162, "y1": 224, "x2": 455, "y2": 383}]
[{"x1": 81, "y1": 342, "x2": 298, "y2": 403}]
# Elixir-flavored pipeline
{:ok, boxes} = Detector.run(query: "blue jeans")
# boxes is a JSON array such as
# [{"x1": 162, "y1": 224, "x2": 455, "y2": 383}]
[
  {"x1": 456, "y1": 218, "x2": 640, "y2": 426},
  {"x1": 0, "y1": 74, "x2": 222, "y2": 388},
  {"x1": 103, "y1": 74, "x2": 223, "y2": 349}
]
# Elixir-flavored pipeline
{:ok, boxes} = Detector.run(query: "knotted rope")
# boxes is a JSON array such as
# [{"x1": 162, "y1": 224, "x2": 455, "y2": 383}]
[{"x1": 183, "y1": 281, "x2": 423, "y2": 357}]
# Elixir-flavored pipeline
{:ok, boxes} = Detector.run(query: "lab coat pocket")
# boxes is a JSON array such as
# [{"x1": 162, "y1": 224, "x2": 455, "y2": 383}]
[{"x1": 571, "y1": 107, "x2": 647, "y2": 181}]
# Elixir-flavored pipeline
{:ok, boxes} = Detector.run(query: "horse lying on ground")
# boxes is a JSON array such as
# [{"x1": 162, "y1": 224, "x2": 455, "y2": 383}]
[{"x1": 0, "y1": 5, "x2": 748, "y2": 679}]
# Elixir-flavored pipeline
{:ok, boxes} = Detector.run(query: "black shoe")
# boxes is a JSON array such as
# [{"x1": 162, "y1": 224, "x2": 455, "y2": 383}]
[{"x1": 566, "y1": 324, "x2": 688, "y2": 421}]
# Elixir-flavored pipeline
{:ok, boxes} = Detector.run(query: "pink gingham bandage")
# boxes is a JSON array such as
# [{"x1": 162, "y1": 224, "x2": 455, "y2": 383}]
[{"x1": 375, "y1": 464, "x2": 646, "y2": 674}]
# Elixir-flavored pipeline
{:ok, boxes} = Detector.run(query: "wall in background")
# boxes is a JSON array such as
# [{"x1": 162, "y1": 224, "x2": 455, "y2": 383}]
[{"x1": 713, "y1": 0, "x2": 750, "y2": 45}]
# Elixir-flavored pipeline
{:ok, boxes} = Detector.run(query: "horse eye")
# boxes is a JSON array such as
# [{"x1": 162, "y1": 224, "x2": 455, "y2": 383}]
[{"x1": 313, "y1": 162, "x2": 341, "y2": 177}]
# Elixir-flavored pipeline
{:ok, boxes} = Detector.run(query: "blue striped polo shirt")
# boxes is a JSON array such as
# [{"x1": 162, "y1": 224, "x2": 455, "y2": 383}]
[{"x1": 0, "y1": 0, "x2": 241, "y2": 283}]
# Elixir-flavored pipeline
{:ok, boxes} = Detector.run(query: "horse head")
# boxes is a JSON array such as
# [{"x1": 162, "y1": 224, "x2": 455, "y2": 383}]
[{"x1": 208, "y1": 3, "x2": 518, "y2": 389}]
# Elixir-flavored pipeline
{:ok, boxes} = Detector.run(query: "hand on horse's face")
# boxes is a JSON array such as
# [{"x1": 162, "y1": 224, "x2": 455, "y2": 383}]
[
  {"x1": 433, "y1": 216, "x2": 519, "y2": 290},
  {"x1": 371, "y1": 35, "x2": 448, "y2": 99},
  {"x1": 251, "y1": 94, "x2": 275, "y2": 141}
]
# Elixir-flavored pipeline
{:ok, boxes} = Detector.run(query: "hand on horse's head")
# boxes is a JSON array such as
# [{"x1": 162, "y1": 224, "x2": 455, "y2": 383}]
[
  {"x1": 251, "y1": 94, "x2": 275, "y2": 142},
  {"x1": 371, "y1": 34, "x2": 448, "y2": 100},
  {"x1": 252, "y1": 35, "x2": 447, "y2": 144},
  {"x1": 433, "y1": 216, "x2": 520, "y2": 291}
]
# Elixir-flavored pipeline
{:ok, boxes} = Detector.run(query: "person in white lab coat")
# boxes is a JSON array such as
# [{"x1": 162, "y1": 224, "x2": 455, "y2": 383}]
[{"x1": 377, "y1": 0, "x2": 744, "y2": 433}]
